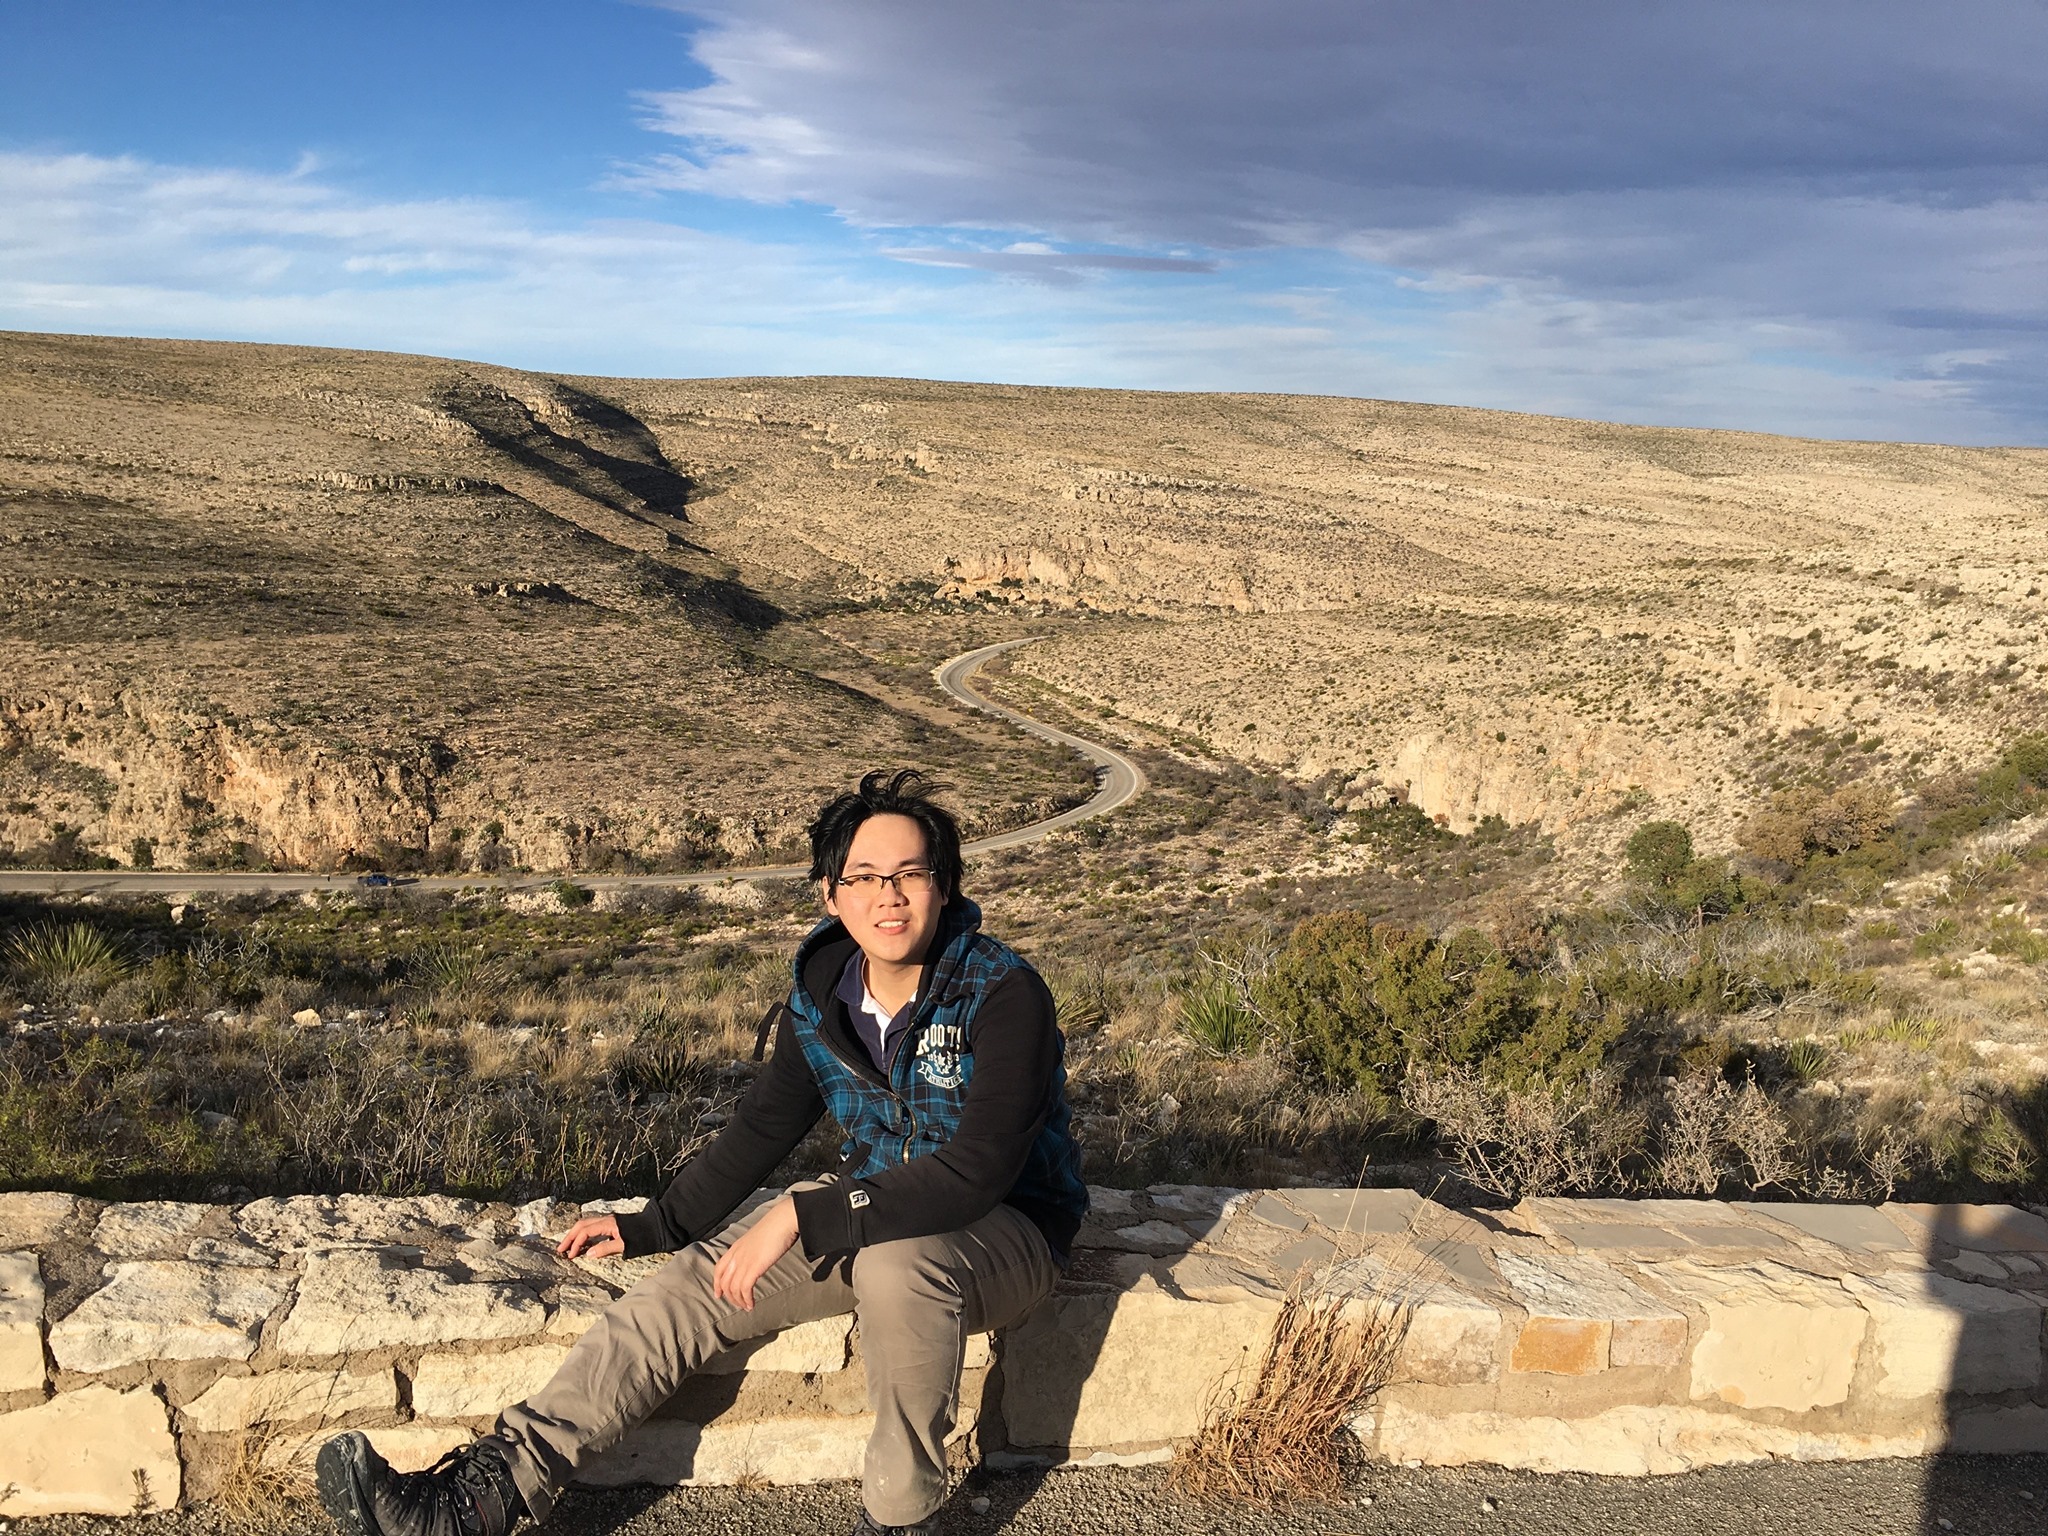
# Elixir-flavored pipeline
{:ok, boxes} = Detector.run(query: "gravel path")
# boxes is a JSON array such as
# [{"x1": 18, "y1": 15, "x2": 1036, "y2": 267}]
[{"x1": 11, "y1": 1458, "x2": 2043, "y2": 1536}]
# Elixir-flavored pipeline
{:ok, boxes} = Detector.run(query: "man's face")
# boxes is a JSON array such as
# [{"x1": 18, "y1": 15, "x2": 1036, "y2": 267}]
[{"x1": 821, "y1": 812, "x2": 948, "y2": 967}]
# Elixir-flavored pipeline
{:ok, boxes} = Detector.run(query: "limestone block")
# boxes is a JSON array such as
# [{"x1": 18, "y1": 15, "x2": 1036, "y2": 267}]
[
  {"x1": 576, "y1": 1412, "x2": 871, "y2": 1488},
  {"x1": 188, "y1": 1234, "x2": 278, "y2": 1267},
  {"x1": 0, "y1": 1384, "x2": 181, "y2": 1515},
  {"x1": 457, "y1": 1238, "x2": 572, "y2": 1285},
  {"x1": 269, "y1": 1424, "x2": 474, "y2": 1475},
  {"x1": 1165, "y1": 1253, "x2": 1285, "y2": 1303},
  {"x1": 1101, "y1": 1221, "x2": 1195, "y2": 1253},
  {"x1": 1268, "y1": 1236, "x2": 1338, "y2": 1275},
  {"x1": 0, "y1": 1251, "x2": 45, "y2": 1392},
  {"x1": 91, "y1": 1200, "x2": 211, "y2": 1258},
  {"x1": 1651, "y1": 1262, "x2": 1865, "y2": 1412},
  {"x1": 1002, "y1": 1288, "x2": 1281, "y2": 1449},
  {"x1": 1145, "y1": 1186, "x2": 1244, "y2": 1237},
  {"x1": 412, "y1": 1344, "x2": 571, "y2": 1418},
  {"x1": 963, "y1": 1331, "x2": 993, "y2": 1371},
  {"x1": 277, "y1": 1251, "x2": 547, "y2": 1356},
  {"x1": 0, "y1": 1192, "x2": 78, "y2": 1249},
  {"x1": 1374, "y1": 1400, "x2": 1928, "y2": 1476},
  {"x1": 1281, "y1": 1187, "x2": 1422, "y2": 1235},
  {"x1": 1946, "y1": 1405, "x2": 2048, "y2": 1454},
  {"x1": 1250, "y1": 1195, "x2": 1309, "y2": 1232},
  {"x1": 1320, "y1": 1254, "x2": 1502, "y2": 1385},
  {"x1": 1144, "y1": 1185, "x2": 1244, "y2": 1216},
  {"x1": 547, "y1": 1284, "x2": 618, "y2": 1339},
  {"x1": 1883, "y1": 1203, "x2": 2048, "y2": 1254},
  {"x1": 237, "y1": 1193, "x2": 490, "y2": 1253},
  {"x1": 1943, "y1": 1251, "x2": 2008, "y2": 1281},
  {"x1": 702, "y1": 1314, "x2": 852, "y2": 1375},
  {"x1": 1841, "y1": 1270, "x2": 2045, "y2": 1398},
  {"x1": 181, "y1": 1366, "x2": 399, "y2": 1432},
  {"x1": 49, "y1": 1260, "x2": 288, "y2": 1373},
  {"x1": 1085, "y1": 1187, "x2": 1143, "y2": 1220},
  {"x1": 1732, "y1": 1202, "x2": 1912, "y2": 1254},
  {"x1": 1557, "y1": 1223, "x2": 1692, "y2": 1251},
  {"x1": 1497, "y1": 1253, "x2": 1686, "y2": 1375},
  {"x1": 1424, "y1": 1241, "x2": 1503, "y2": 1293}
]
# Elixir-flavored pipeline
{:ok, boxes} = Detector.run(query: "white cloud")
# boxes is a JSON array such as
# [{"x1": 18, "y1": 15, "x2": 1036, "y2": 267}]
[
  {"x1": 625, "y1": 0, "x2": 2048, "y2": 440},
  {"x1": 0, "y1": 146, "x2": 2033, "y2": 443}
]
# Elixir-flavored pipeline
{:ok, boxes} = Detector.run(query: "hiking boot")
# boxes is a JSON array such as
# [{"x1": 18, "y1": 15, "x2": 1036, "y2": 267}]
[
  {"x1": 851, "y1": 1511, "x2": 932, "y2": 1535},
  {"x1": 316, "y1": 1431, "x2": 525, "y2": 1536}
]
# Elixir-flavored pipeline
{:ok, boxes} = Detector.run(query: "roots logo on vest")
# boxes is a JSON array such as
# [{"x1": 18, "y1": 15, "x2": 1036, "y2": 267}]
[{"x1": 916, "y1": 1021, "x2": 968, "y2": 1089}]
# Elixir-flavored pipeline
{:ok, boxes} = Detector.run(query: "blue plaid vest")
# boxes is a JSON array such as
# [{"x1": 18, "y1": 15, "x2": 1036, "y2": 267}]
[{"x1": 786, "y1": 900, "x2": 1088, "y2": 1238}]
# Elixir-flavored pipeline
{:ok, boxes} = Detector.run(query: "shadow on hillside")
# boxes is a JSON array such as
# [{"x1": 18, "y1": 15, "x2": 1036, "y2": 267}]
[
  {"x1": 439, "y1": 378, "x2": 695, "y2": 526},
  {"x1": 1919, "y1": 1074, "x2": 2048, "y2": 1532}
]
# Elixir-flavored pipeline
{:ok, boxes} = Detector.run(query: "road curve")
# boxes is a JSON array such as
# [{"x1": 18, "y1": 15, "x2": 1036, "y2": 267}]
[
  {"x1": 0, "y1": 639, "x2": 1143, "y2": 898},
  {"x1": 934, "y1": 638, "x2": 1145, "y2": 853}
]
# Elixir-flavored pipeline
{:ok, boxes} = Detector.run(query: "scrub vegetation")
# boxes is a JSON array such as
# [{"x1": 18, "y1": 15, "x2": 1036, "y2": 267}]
[{"x1": 3, "y1": 737, "x2": 2044, "y2": 1208}]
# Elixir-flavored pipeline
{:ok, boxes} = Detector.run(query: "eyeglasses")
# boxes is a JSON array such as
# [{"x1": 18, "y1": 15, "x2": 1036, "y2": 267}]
[{"x1": 834, "y1": 868, "x2": 937, "y2": 897}]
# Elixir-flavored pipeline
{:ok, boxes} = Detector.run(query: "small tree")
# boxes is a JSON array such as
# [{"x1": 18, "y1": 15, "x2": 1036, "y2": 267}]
[{"x1": 1625, "y1": 821, "x2": 1694, "y2": 888}]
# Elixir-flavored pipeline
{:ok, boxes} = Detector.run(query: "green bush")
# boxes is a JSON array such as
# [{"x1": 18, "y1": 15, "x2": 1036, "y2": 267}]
[
  {"x1": 550, "y1": 878, "x2": 594, "y2": 909},
  {"x1": 1255, "y1": 915, "x2": 1614, "y2": 1093},
  {"x1": 1621, "y1": 820, "x2": 1744, "y2": 922},
  {"x1": 1625, "y1": 821, "x2": 1694, "y2": 887}
]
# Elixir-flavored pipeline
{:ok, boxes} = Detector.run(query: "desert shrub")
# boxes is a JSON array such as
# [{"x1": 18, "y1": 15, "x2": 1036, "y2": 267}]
[
  {"x1": 550, "y1": 878, "x2": 594, "y2": 909},
  {"x1": 0, "y1": 1007, "x2": 734, "y2": 1201},
  {"x1": 1178, "y1": 982, "x2": 1260, "y2": 1058},
  {"x1": 1625, "y1": 821, "x2": 1694, "y2": 886},
  {"x1": 1924, "y1": 733, "x2": 2048, "y2": 841},
  {"x1": 1741, "y1": 781, "x2": 1896, "y2": 869},
  {"x1": 1620, "y1": 821, "x2": 1745, "y2": 922},
  {"x1": 406, "y1": 940, "x2": 509, "y2": 998},
  {"x1": 1652, "y1": 1070, "x2": 1797, "y2": 1195},
  {"x1": 1259, "y1": 915, "x2": 1620, "y2": 1094},
  {"x1": 1405, "y1": 1064, "x2": 1643, "y2": 1199},
  {"x1": 4, "y1": 921, "x2": 131, "y2": 1003}
]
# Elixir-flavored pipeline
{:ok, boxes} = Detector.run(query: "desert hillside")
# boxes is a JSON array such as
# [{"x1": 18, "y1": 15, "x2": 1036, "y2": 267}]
[{"x1": 3, "y1": 329, "x2": 2044, "y2": 872}]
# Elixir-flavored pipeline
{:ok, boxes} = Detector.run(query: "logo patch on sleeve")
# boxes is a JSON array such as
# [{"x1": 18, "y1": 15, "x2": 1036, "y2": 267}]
[{"x1": 848, "y1": 1189, "x2": 871, "y2": 1210}]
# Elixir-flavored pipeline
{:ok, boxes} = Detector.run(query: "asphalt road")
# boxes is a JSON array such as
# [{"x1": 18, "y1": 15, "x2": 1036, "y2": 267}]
[
  {"x1": 0, "y1": 638, "x2": 1142, "y2": 900},
  {"x1": 10, "y1": 1457, "x2": 2043, "y2": 1536},
  {"x1": 930, "y1": 638, "x2": 1146, "y2": 853}
]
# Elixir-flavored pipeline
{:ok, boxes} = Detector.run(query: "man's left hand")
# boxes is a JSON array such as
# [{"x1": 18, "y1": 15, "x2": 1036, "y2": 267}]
[{"x1": 712, "y1": 1196, "x2": 801, "y2": 1311}]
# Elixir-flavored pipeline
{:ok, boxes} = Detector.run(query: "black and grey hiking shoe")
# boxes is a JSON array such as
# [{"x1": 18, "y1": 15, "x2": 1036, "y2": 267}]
[{"x1": 315, "y1": 1431, "x2": 525, "y2": 1536}]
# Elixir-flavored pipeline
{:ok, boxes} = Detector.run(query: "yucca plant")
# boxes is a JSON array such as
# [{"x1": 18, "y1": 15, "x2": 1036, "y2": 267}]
[
  {"x1": 4, "y1": 921, "x2": 130, "y2": 1003},
  {"x1": 1179, "y1": 982, "x2": 1261, "y2": 1058}
]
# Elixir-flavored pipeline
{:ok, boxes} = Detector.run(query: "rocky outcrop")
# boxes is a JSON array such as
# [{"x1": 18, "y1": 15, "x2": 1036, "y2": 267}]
[{"x1": 3, "y1": 1187, "x2": 2045, "y2": 1515}]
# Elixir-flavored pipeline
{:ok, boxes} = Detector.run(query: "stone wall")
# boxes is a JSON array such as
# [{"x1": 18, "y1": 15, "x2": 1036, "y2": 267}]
[{"x1": 3, "y1": 1187, "x2": 2045, "y2": 1516}]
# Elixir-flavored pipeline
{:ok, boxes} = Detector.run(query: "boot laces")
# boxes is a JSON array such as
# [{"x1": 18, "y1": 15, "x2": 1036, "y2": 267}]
[{"x1": 405, "y1": 1442, "x2": 514, "y2": 1536}]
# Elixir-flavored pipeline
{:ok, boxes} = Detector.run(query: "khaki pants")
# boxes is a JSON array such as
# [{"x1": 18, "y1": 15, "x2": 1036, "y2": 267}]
[{"x1": 495, "y1": 1180, "x2": 1057, "y2": 1528}]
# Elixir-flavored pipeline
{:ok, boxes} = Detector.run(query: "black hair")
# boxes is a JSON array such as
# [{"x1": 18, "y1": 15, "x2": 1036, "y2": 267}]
[{"x1": 807, "y1": 769, "x2": 964, "y2": 898}]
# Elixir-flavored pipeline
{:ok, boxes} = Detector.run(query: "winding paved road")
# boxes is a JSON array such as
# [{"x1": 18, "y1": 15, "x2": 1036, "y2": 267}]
[{"x1": 0, "y1": 639, "x2": 1143, "y2": 898}]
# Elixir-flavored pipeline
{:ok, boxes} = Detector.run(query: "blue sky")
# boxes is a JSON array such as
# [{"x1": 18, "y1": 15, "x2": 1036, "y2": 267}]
[{"x1": 2, "y1": 1, "x2": 2044, "y2": 444}]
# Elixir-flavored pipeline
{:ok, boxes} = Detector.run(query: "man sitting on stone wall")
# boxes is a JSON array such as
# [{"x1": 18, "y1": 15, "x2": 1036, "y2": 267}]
[{"x1": 316, "y1": 769, "x2": 1088, "y2": 1536}]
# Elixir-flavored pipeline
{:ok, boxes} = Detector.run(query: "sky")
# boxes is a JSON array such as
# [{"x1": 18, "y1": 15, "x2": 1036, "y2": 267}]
[{"x1": 1, "y1": 1, "x2": 2044, "y2": 444}]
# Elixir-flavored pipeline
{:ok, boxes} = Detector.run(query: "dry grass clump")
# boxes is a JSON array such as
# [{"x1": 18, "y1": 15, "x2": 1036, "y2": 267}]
[
  {"x1": 1171, "y1": 1283, "x2": 1406, "y2": 1505},
  {"x1": 206, "y1": 1426, "x2": 304, "y2": 1528}
]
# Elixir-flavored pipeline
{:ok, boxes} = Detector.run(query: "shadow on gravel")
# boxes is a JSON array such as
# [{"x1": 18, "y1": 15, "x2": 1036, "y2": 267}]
[
  {"x1": 527, "y1": 1485, "x2": 672, "y2": 1535},
  {"x1": 1918, "y1": 1076, "x2": 2048, "y2": 1533}
]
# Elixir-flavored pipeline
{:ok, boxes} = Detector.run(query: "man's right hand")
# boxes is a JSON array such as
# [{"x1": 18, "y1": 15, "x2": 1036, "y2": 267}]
[{"x1": 555, "y1": 1214, "x2": 625, "y2": 1259}]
